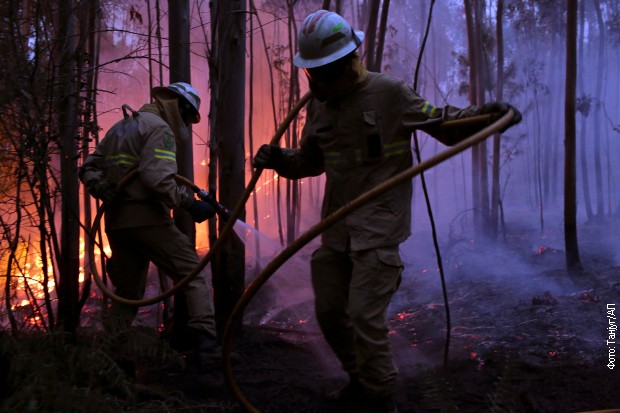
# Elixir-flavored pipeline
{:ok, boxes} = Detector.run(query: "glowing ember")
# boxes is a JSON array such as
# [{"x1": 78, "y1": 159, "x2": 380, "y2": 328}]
[{"x1": 577, "y1": 292, "x2": 600, "y2": 303}]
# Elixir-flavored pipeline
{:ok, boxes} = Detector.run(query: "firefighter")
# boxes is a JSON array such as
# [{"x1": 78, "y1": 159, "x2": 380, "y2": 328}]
[
  {"x1": 253, "y1": 11, "x2": 521, "y2": 413},
  {"x1": 79, "y1": 82, "x2": 219, "y2": 370}
]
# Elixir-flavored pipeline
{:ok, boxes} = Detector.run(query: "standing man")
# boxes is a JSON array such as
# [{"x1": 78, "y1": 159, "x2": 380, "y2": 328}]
[
  {"x1": 253, "y1": 11, "x2": 521, "y2": 413},
  {"x1": 80, "y1": 82, "x2": 219, "y2": 370}
]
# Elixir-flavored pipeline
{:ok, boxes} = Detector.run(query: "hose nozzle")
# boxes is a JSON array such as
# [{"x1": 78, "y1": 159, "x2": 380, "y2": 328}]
[{"x1": 197, "y1": 189, "x2": 233, "y2": 221}]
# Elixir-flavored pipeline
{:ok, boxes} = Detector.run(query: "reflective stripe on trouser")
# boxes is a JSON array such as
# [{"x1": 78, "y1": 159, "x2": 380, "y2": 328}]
[
  {"x1": 106, "y1": 224, "x2": 216, "y2": 336},
  {"x1": 311, "y1": 245, "x2": 403, "y2": 397}
]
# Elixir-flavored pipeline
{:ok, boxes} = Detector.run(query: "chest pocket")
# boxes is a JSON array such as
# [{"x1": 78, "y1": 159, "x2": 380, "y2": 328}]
[{"x1": 362, "y1": 110, "x2": 383, "y2": 164}]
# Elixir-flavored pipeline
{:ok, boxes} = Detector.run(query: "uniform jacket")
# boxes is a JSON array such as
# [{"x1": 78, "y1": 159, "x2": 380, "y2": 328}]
[
  {"x1": 79, "y1": 104, "x2": 194, "y2": 230},
  {"x1": 275, "y1": 71, "x2": 478, "y2": 252}
]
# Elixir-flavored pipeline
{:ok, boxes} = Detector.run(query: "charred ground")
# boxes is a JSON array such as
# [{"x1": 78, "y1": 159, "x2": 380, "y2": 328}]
[
  {"x1": 142, "y1": 218, "x2": 620, "y2": 413},
  {"x1": 1, "y1": 218, "x2": 619, "y2": 413}
]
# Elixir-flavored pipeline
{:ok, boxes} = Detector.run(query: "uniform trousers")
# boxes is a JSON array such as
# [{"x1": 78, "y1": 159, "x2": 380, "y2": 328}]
[
  {"x1": 311, "y1": 244, "x2": 403, "y2": 397},
  {"x1": 105, "y1": 223, "x2": 216, "y2": 337}
]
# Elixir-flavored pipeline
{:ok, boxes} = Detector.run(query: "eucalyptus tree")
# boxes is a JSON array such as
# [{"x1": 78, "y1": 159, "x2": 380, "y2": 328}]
[
  {"x1": 209, "y1": 0, "x2": 247, "y2": 336},
  {"x1": 565, "y1": 0, "x2": 582, "y2": 272}
]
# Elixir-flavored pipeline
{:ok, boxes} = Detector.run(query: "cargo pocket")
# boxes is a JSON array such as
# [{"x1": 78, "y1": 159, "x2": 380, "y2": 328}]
[
  {"x1": 362, "y1": 110, "x2": 383, "y2": 164},
  {"x1": 376, "y1": 247, "x2": 403, "y2": 292}
]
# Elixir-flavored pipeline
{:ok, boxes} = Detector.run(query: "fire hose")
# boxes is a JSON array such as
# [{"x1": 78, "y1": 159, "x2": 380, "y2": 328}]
[
  {"x1": 222, "y1": 108, "x2": 516, "y2": 413},
  {"x1": 88, "y1": 96, "x2": 514, "y2": 413},
  {"x1": 87, "y1": 92, "x2": 312, "y2": 307}
]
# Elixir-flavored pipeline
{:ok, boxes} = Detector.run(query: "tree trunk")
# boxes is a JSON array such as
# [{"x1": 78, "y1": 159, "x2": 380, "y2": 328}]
[
  {"x1": 592, "y1": 0, "x2": 605, "y2": 218},
  {"x1": 364, "y1": 0, "x2": 380, "y2": 71},
  {"x1": 464, "y1": 0, "x2": 481, "y2": 231},
  {"x1": 167, "y1": 0, "x2": 195, "y2": 344},
  {"x1": 490, "y1": 0, "x2": 503, "y2": 238},
  {"x1": 473, "y1": 0, "x2": 490, "y2": 235},
  {"x1": 78, "y1": 0, "x2": 100, "y2": 314},
  {"x1": 285, "y1": 2, "x2": 301, "y2": 245},
  {"x1": 373, "y1": 0, "x2": 390, "y2": 72},
  {"x1": 56, "y1": 0, "x2": 81, "y2": 334},
  {"x1": 211, "y1": 0, "x2": 246, "y2": 337},
  {"x1": 564, "y1": 0, "x2": 582, "y2": 272},
  {"x1": 577, "y1": 0, "x2": 594, "y2": 221}
]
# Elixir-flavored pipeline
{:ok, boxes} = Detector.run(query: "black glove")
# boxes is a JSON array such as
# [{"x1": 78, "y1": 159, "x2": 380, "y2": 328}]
[
  {"x1": 89, "y1": 179, "x2": 119, "y2": 204},
  {"x1": 252, "y1": 144, "x2": 283, "y2": 169},
  {"x1": 188, "y1": 200, "x2": 216, "y2": 223},
  {"x1": 478, "y1": 101, "x2": 522, "y2": 132}
]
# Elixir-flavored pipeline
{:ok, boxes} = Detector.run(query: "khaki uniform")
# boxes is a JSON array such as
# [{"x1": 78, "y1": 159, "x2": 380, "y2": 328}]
[
  {"x1": 80, "y1": 105, "x2": 216, "y2": 336},
  {"x1": 275, "y1": 71, "x2": 478, "y2": 396}
]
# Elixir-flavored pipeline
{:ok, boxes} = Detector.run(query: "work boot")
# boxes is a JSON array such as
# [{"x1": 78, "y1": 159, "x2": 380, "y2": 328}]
[
  {"x1": 190, "y1": 329, "x2": 221, "y2": 371},
  {"x1": 189, "y1": 329, "x2": 241, "y2": 372},
  {"x1": 327, "y1": 373, "x2": 365, "y2": 407},
  {"x1": 363, "y1": 395, "x2": 399, "y2": 413}
]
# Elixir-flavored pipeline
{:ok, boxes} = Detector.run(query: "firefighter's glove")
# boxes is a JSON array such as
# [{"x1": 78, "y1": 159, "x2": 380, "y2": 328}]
[
  {"x1": 188, "y1": 200, "x2": 216, "y2": 223},
  {"x1": 89, "y1": 180, "x2": 119, "y2": 204},
  {"x1": 252, "y1": 144, "x2": 283, "y2": 170},
  {"x1": 478, "y1": 101, "x2": 522, "y2": 132}
]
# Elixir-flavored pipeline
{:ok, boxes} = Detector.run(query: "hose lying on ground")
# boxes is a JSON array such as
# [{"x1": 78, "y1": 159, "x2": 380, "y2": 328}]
[{"x1": 222, "y1": 109, "x2": 516, "y2": 413}]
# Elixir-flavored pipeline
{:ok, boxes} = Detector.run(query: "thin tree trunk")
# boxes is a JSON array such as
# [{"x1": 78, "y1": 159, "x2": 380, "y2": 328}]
[
  {"x1": 168, "y1": 0, "x2": 194, "y2": 342},
  {"x1": 56, "y1": 0, "x2": 81, "y2": 334},
  {"x1": 207, "y1": 0, "x2": 219, "y2": 278},
  {"x1": 490, "y1": 0, "x2": 503, "y2": 238},
  {"x1": 473, "y1": 0, "x2": 490, "y2": 235},
  {"x1": 534, "y1": 88, "x2": 545, "y2": 231},
  {"x1": 212, "y1": 0, "x2": 246, "y2": 337},
  {"x1": 146, "y1": 0, "x2": 153, "y2": 91},
  {"x1": 285, "y1": 2, "x2": 301, "y2": 245},
  {"x1": 564, "y1": 0, "x2": 582, "y2": 272},
  {"x1": 248, "y1": 5, "x2": 261, "y2": 269},
  {"x1": 593, "y1": 0, "x2": 605, "y2": 217},
  {"x1": 364, "y1": 0, "x2": 380, "y2": 71},
  {"x1": 155, "y1": 0, "x2": 164, "y2": 86},
  {"x1": 78, "y1": 0, "x2": 98, "y2": 314},
  {"x1": 2, "y1": 174, "x2": 23, "y2": 335},
  {"x1": 373, "y1": 0, "x2": 390, "y2": 72},
  {"x1": 464, "y1": 0, "x2": 481, "y2": 231},
  {"x1": 577, "y1": 0, "x2": 594, "y2": 221}
]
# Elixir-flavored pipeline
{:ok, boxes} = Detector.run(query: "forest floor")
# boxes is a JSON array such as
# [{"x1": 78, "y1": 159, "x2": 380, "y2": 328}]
[
  {"x1": 137, "y1": 216, "x2": 620, "y2": 413},
  {"x1": 2, "y1": 216, "x2": 620, "y2": 412}
]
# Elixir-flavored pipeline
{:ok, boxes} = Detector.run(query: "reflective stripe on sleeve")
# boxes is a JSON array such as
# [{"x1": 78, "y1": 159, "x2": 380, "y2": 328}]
[
  {"x1": 154, "y1": 148, "x2": 176, "y2": 162},
  {"x1": 384, "y1": 140, "x2": 411, "y2": 156},
  {"x1": 422, "y1": 101, "x2": 439, "y2": 117},
  {"x1": 109, "y1": 153, "x2": 139, "y2": 167},
  {"x1": 324, "y1": 140, "x2": 409, "y2": 167}
]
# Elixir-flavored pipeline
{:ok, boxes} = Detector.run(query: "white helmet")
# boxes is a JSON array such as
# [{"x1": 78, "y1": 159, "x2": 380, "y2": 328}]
[
  {"x1": 293, "y1": 11, "x2": 364, "y2": 69},
  {"x1": 152, "y1": 82, "x2": 201, "y2": 123}
]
